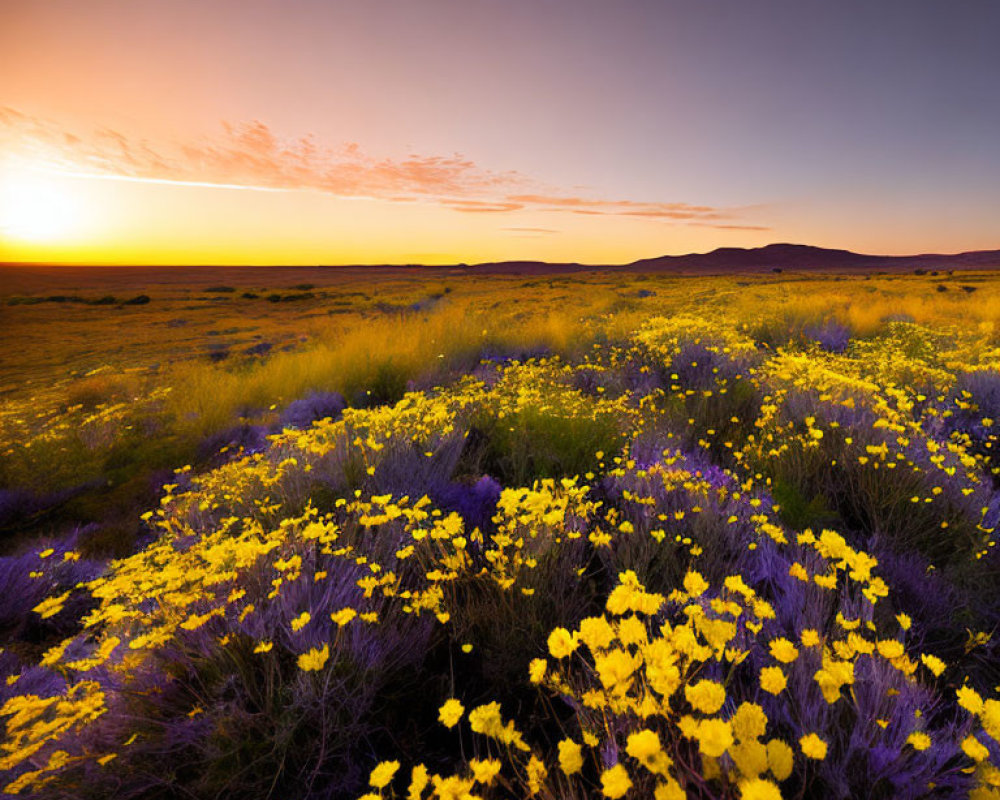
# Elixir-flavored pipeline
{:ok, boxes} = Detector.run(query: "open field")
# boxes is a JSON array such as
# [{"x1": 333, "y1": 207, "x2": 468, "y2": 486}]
[{"x1": 2, "y1": 267, "x2": 1000, "y2": 798}]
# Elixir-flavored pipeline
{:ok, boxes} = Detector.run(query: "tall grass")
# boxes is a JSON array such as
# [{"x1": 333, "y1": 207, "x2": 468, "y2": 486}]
[{"x1": 165, "y1": 301, "x2": 596, "y2": 437}]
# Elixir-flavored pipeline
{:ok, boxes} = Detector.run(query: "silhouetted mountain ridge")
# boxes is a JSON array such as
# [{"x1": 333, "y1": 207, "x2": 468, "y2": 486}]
[
  {"x1": 462, "y1": 243, "x2": 1000, "y2": 274},
  {"x1": 624, "y1": 242, "x2": 1000, "y2": 272}
]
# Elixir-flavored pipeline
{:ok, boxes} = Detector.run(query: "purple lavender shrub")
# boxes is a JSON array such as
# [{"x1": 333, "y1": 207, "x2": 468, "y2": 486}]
[
  {"x1": 803, "y1": 319, "x2": 852, "y2": 353},
  {"x1": 278, "y1": 390, "x2": 346, "y2": 430}
]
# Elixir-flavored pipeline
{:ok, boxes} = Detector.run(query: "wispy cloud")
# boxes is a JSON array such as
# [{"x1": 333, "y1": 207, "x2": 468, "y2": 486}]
[
  {"x1": 0, "y1": 109, "x2": 521, "y2": 199},
  {"x1": 689, "y1": 222, "x2": 773, "y2": 232},
  {"x1": 40, "y1": 169, "x2": 289, "y2": 193},
  {"x1": 502, "y1": 227, "x2": 560, "y2": 234},
  {"x1": 441, "y1": 199, "x2": 527, "y2": 213},
  {"x1": 0, "y1": 107, "x2": 765, "y2": 229},
  {"x1": 505, "y1": 193, "x2": 722, "y2": 221}
]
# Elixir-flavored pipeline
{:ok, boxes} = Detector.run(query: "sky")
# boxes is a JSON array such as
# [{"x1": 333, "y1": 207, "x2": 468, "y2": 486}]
[{"x1": 1, "y1": 0, "x2": 998, "y2": 265}]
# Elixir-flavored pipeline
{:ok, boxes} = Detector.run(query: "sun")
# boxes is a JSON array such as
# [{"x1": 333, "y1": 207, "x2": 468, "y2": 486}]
[{"x1": 0, "y1": 167, "x2": 87, "y2": 243}]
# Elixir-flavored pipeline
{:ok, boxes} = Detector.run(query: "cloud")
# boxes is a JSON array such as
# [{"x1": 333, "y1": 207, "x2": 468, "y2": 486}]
[
  {"x1": 442, "y1": 199, "x2": 526, "y2": 213},
  {"x1": 178, "y1": 120, "x2": 520, "y2": 198},
  {"x1": 505, "y1": 193, "x2": 725, "y2": 222},
  {"x1": 690, "y1": 223, "x2": 773, "y2": 232},
  {"x1": 0, "y1": 107, "x2": 766, "y2": 230},
  {"x1": 0, "y1": 109, "x2": 522, "y2": 200}
]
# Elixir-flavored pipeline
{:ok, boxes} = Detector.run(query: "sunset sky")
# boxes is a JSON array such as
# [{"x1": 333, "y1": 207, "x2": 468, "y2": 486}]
[{"x1": 1, "y1": 0, "x2": 998, "y2": 265}]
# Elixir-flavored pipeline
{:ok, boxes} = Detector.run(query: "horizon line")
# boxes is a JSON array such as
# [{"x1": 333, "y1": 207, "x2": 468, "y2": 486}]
[{"x1": 3, "y1": 241, "x2": 1000, "y2": 270}]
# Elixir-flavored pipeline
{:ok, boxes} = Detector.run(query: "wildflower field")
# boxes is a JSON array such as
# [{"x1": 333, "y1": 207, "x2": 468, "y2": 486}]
[{"x1": 3, "y1": 266, "x2": 1000, "y2": 799}]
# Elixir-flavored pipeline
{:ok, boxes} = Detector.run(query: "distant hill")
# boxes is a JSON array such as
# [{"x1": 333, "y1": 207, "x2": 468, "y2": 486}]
[
  {"x1": 467, "y1": 243, "x2": 1000, "y2": 274},
  {"x1": 624, "y1": 243, "x2": 1000, "y2": 273}
]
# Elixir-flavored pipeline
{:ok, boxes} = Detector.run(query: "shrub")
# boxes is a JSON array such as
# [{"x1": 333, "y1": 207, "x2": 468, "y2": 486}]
[
  {"x1": 278, "y1": 391, "x2": 347, "y2": 430},
  {"x1": 802, "y1": 319, "x2": 851, "y2": 353},
  {"x1": 64, "y1": 374, "x2": 129, "y2": 410}
]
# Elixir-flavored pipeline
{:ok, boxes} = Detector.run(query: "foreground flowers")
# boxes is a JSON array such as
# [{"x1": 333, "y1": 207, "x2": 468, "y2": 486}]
[{"x1": 2, "y1": 312, "x2": 999, "y2": 798}]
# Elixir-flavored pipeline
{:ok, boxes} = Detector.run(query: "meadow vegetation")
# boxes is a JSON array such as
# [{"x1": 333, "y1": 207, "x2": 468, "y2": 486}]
[{"x1": 2, "y1": 267, "x2": 1000, "y2": 798}]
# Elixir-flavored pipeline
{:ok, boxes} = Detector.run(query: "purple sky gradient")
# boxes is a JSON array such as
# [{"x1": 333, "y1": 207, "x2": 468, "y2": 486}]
[{"x1": 1, "y1": 0, "x2": 998, "y2": 262}]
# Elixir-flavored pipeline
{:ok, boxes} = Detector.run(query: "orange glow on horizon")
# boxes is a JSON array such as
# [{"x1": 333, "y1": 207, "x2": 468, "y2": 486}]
[
  {"x1": 1, "y1": 164, "x2": 777, "y2": 266},
  {"x1": 2, "y1": 157, "x2": 993, "y2": 267}
]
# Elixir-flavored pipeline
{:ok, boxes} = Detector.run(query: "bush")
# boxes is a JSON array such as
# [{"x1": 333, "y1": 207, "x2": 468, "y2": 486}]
[{"x1": 279, "y1": 391, "x2": 347, "y2": 430}]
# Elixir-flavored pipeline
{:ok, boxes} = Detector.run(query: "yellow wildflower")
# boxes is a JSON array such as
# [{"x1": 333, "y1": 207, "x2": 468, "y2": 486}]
[
  {"x1": 548, "y1": 627, "x2": 578, "y2": 659},
  {"x1": 32, "y1": 591, "x2": 71, "y2": 620},
  {"x1": 526, "y1": 755, "x2": 547, "y2": 795},
  {"x1": 962, "y1": 734, "x2": 990, "y2": 762},
  {"x1": 595, "y1": 649, "x2": 638, "y2": 691},
  {"x1": 876, "y1": 639, "x2": 904, "y2": 659},
  {"x1": 800, "y1": 629, "x2": 820, "y2": 647},
  {"x1": 768, "y1": 638, "x2": 799, "y2": 663},
  {"x1": 297, "y1": 644, "x2": 329, "y2": 671},
  {"x1": 731, "y1": 702, "x2": 768, "y2": 742},
  {"x1": 578, "y1": 616, "x2": 616, "y2": 650},
  {"x1": 906, "y1": 731, "x2": 931, "y2": 751},
  {"x1": 766, "y1": 738, "x2": 794, "y2": 781},
  {"x1": 982, "y1": 699, "x2": 1000, "y2": 740},
  {"x1": 438, "y1": 698, "x2": 465, "y2": 728},
  {"x1": 683, "y1": 569, "x2": 709, "y2": 597},
  {"x1": 408, "y1": 764, "x2": 429, "y2": 800},
  {"x1": 654, "y1": 779, "x2": 686, "y2": 800},
  {"x1": 696, "y1": 718, "x2": 734, "y2": 758},
  {"x1": 799, "y1": 733, "x2": 828, "y2": 760},
  {"x1": 759, "y1": 666, "x2": 787, "y2": 695},
  {"x1": 469, "y1": 758, "x2": 502, "y2": 785},
  {"x1": 685, "y1": 679, "x2": 727, "y2": 714},
  {"x1": 920, "y1": 653, "x2": 946, "y2": 677},
  {"x1": 731, "y1": 739, "x2": 769, "y2": 779},
  {"x1": 330, "y1": 607, "x2": 357, "y2": 626},
  {"x1": 626, "y1": 729, "x2": 671, "y2": 775},
  {"x1": 601, "y1": 764, "x2": 632, "y2": 798},
  {"x1": 739, "y1": 778, "x2": 783, "y2": 800},
  {"x1": 957, "y1": 685, "x2": 984, "y2": 715},
  {"x1": 369, "y1": 760, "x2": 400, "y2": 789},
  {"x1": 558, "y1": 738, "x2": 584, "y2": 775}
]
